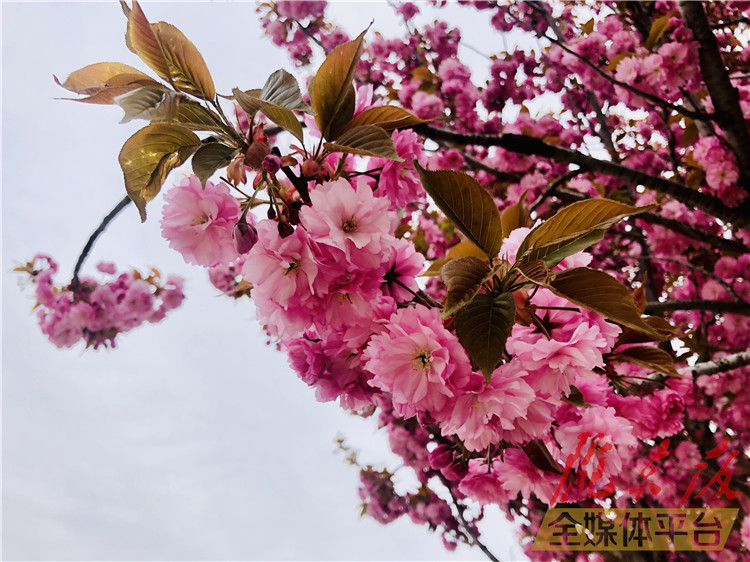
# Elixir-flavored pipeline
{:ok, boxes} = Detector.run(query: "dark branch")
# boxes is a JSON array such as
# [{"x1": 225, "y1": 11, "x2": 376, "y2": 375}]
[
  {"x1": 645, "y1": 299, "x2": 750, "y2": 316},
  {"x1": 690, "y1": 350, "x2": 750, "y2": 377},
  {"x1": 71, "y1": 195, "x2": 133, "y2": 288},
  {"x1": 635, "y1": 212, "x2": 750, "y2": 255},
  {"x1": 413, "y1": 124, "x2": 750, "y2": 228}
]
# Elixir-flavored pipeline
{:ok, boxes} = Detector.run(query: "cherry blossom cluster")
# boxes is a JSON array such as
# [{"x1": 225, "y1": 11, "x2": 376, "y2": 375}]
[{"x1": 19, "y1": 255, "x2": 185, "y2": 349}]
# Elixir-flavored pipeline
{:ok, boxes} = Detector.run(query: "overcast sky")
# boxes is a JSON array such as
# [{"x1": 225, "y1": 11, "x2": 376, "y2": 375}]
[{"x1": 2, "y1": 2, "x2": 525, "y2": 560}]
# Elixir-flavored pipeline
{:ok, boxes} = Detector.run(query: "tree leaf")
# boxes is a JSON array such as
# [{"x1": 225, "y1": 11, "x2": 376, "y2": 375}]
[
  {"x1": 608, "y1": 346, "x2": 682, "y2": 378},
  {"x1": 323, "y1": 125, "x2": 402, "y2": 160},
  {"x1": 523, "y1": 440, "x2": 563, "y2": 474},
  {"x1": 343, "y1": 105, "x2": 425, "y2": 132},
  {"x1": 118, "y1": 124, "x2": 200, "y2": 221},
  {"x1": 615, "y1": 316, "x2": 677, "y2": 347},
  {"x1": 500, "y1": 191, "x2": 532, "y2": 240},
  {"x1": 454, "y1": 292, "x2": 516, "y2": 382},
  {"x1": 441, "y1": 256, "x2": 491, "y2": 318},
  {"x1": 259, "y1": 105, "x2": 305, "y2": 143},
  {"x1": 645, "y1": 12, "x2": 674, "y2": 51},
  {"x1": 232, "y1": 88, "x2": 264, "y2": 118},
  {"x1": 156, "y1": 100, "x2": 234, "y2": 136},
  {"x1": 58, "y1": 85, "x2": 146, "y2": 105},
  {"x1": 153, "y1": 21, "x2": 215, "y2": 100},
  {"x1": 517, "y1": 199, "x2": 655, "y2": 266},
  {"x1": 124, "y1": 1, "x2": 171, "y2": 82},
  {"x1": 516, "y1": 259, "x2": 549, "y2": 285},
  {"x1": 546, "y1": 268, "x2": 663, "y2": 338},
  {"x1": 415, "y1": 163, "x2": 504, "y2": 259},
  {"x1": 259, "y1": 69, "x2": 313, "y2": 113},
  {"x1": 423, "y1": 240, "x2": 488, "y2": 276},
  {"x1": 311, "y1": 29, "x2": 366, "y2": 140},
  {"x1": 54, "y1": 62, "x2": 151, "y2": 94},
  {"x1": 192, "y1": 143, "x2": 237, "y2": 187},
  {"x1": 113, "y1": 86, "x2": 180, "y2": 123}
]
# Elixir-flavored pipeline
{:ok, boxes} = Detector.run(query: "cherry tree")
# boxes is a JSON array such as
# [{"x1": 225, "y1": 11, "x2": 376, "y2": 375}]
[{"x1": 17, "y1": 1, "x2": 750, "y2": 559}]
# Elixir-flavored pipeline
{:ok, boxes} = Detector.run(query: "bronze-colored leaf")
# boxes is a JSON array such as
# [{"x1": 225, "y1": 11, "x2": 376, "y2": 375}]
[
  {"x1": 113, "y1": 86, "x2": 180, "y2": 123},
  {"x1": 454, "y1": 292, "x2": 516, "y2": 382},
  {"x1": 645, "y1": 12, "x2": 675, "y2": 50},
  {"x1": 153, "y1": 21, "x2": 216, "y2": 100},
  {"x1": 192, "y1": 143, "x2": 237, "y2": 187},
  {"x1": 616, "y1": 316, "x2": 677, "y2": 347},
  {"x1": 156, "y1": 100, "x2": 234, "y2": 137},
  {"x1": 608, "y1": 346, "x2": 682, "y2": 378},
  {"x1": 125, "y1": 1, "x2": 171, "y2": 82},
  {"x1": 323, "y1": 125, "x2": 402, "y2": 160},
  {"x1": 423, "y1": 240, "x2": 488, "y2": 276},
  {"x1": 547, "y1": 268, "x2": 663, "y2": 338},
  {"x1": 522, "y1": 440, "x2": 563, "y2": 474},
  {"x1": 415, "y1": 163, "x2": 504, "y2": 259},
  {"x1": 500, "y1": 192, "x2": 532, "y2": 240},
  {"x1": 259, "y1": 105, "x2": 304, "y2": 143},
  {"x1": 343, "y1": 105, "x2": 425, "y2": 133},
  {"x1": 517, "y1": 199, "x2": 655, "y2": 267},
  {"x1": 259, "y1": 69, "x2": 313, "y2": 113},
  {"x1": 441, "y1": 256, "x2": 491, "y2": 317},
  {"x1": 54, "y1": 62, "x2": 151, "y2": 94},
  {"x1": 58, "y1": 85, "x2": 144, "y2": 105},
  {"x1": 516, "y1": 259, "x2": 549, "y2": 285},
  {"x1": 311, "y1": 29, "x2": 366, "y2": 140},
  {"x1": 119, "y1": 124, "x2": 200, "y2": 221},
  {"x1": 232, "y1": 88, "x2": 264, "y2": 118}
]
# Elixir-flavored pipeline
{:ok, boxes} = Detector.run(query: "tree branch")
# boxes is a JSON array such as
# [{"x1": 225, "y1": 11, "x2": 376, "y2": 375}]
[
  {"x1": 635, "y1": 212, "x2": 750, "y2": 255},
  {"x1": 645, "y1": 299, "x2": 750, "y2": 316},
  {"x1": 678, "y1": 1, "x2": 750, "y2": 181},
  {"x1": 690, "y1": 350, "x2": 750, "y2": 376},
  {"x1": 71, "y1": 195, "x2": 133, "y2": 288},
  {"x1": 413, "y1": 124, "x2": 750, "y2": 228}
]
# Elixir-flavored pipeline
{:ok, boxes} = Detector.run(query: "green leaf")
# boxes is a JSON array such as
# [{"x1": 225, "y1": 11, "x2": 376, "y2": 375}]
[
  {"x1": 343, "y1": 105, "x2": 425, "y2": 132},
  {"x1": 517, "y1": 199, "x2": 655, "y2": 267},
  {"x1": 441, "y1": 256, "x2": 491, "y2": 318},
  {"x1": 608, "y1": 346, "x2": 682, "y2": 378},
  {"x1": 415, "y1": 163, "x2": 504, "y2": 259},
  {"x1": 311, "y1": 29, "x2": 366, "y2": 140},
  {"x1": 454, "y1": 292, "x2": 516, "y2": 382},
  {"x1": 323, "y1": 125, "x2": 403, "y2": 160},
  {"x1": 118, "y1": 124, "x2": 199, "y2": 221},
  {"x1": 258, "y1": 69, "x2": 313, "y2": 113},
  {"x1": 192, "y1": 143, "x2": 237, "y2": 187},
  {"x1": 547, "y1": 268, "x2": 663, "y2": 338}
]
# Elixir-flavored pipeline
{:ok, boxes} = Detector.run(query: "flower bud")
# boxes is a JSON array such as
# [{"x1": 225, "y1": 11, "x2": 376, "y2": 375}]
[
  {"x1": 227, "y1": 154, "x2": 247, "y2": 186},
  {"x1": 232, "y1": 217, "x2": 258, "y2": 254},
  {"x1": 262, "y1": 154, "x2": 282, "y2": 174},
  {"x1": 301, "y1": 157, "x2": 322, "y2": 178},
  {"x1": 428, "y1": 444, "x2": 454, "y2": 470},
  {"x1": 267, "y1": 206, "x2": 277, "y2": 220},
  {"x1": 244, "y1": 141, "x2": 271, "y2": 169},
  {"x1": 277, "y1": 221, "x2": 294, "y2": 238}
]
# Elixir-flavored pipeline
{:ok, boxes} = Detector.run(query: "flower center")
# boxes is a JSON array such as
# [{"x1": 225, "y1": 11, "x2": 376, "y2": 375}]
[
  {"x1": 284, "y1": 260, "x2": 299, "y2": 276},
  {"x1": 342, "y1": 217, "x2": 357, "y2": 233},
  {"x1": 412, "y1": 349, "x2": 432, "y2": 370},
  {"x1": 194, "y1": 214, "x2": 209, "y2": 225}
]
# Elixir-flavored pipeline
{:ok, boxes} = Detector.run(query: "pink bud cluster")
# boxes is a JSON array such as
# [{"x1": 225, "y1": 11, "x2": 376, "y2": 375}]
[{"x1": 21, "y1": 254, "x2": 185, "y2": 349}]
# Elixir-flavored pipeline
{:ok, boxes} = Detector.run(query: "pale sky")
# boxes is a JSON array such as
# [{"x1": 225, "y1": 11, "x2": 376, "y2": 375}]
[{"x1": 2, "y1": 2, "x2": 525, "y2": 560}]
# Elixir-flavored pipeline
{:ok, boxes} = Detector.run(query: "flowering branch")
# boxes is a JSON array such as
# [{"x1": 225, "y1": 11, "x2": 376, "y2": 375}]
[
  {"x1": 413, "y1": 124, "x2": 750, "y2": 228},
  {"x1": 690, "y1": 350, "x2": 750, "y2": 377},
  {"x1": 644, "y1": 299, "x2": 750, "y2": 316},
  {"x1": 678, "y1": 0, "x2": 750, "y2": 181}
]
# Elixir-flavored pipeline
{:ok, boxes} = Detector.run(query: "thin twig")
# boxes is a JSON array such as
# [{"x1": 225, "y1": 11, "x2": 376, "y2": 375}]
[{"x1": 71, "y1": 195, "x2": 133, "y2": 288}]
